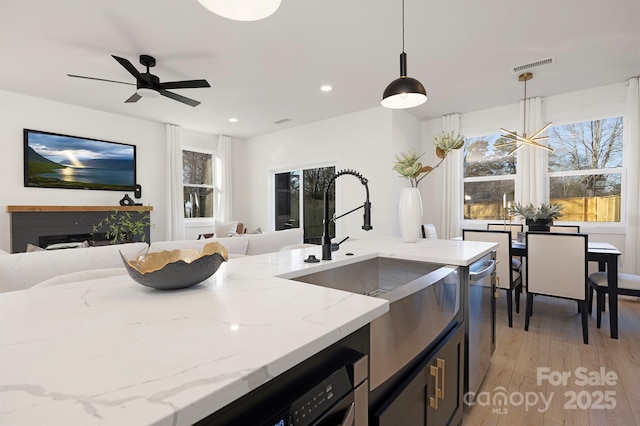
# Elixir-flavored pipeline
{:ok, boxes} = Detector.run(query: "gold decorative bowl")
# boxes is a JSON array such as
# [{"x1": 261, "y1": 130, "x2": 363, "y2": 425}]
[{"x1": 120, "y1": 242, "x2": 228, "y2": 290}]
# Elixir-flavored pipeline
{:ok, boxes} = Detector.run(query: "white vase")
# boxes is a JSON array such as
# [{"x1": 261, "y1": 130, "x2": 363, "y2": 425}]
[{"x1": 399, "y1": 187, "x2": 423, "y2": 243}]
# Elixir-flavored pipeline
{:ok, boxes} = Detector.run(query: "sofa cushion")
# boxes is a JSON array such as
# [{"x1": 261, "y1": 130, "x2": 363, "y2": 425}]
[
  {"x1": 149, "y1": 236, "x2": 248, "y2": 256},
  {"x1": 215, "y1": 220, "x2": 239, "y2": 237},
  {"x1": 244, "y1": 228, "x2": 304, "y2": 256},
  {"x1": 0, "y1": 242, "x2": 149, "y2": 293}
]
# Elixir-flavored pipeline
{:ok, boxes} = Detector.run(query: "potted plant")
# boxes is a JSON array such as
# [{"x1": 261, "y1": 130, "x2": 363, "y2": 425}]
[
  {"x1": 92, "y1": 208, "x2": 152, "y2": 244},
  {"x1": 508, "y1": 202, "x2": 563, "y2": 231},
  {"x1": 393, "y1": 131, "x2": 464, "y2": 242}
]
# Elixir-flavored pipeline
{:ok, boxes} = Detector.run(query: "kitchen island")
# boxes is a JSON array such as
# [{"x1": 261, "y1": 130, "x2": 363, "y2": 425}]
[{"x1": 0, "y1": 237, "x2": 495, "y2": 425}]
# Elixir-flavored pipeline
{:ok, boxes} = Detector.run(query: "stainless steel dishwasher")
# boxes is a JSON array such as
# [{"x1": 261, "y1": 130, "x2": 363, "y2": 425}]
[{"x1": 465, "y1": 253, "x2": 496, "y2": 404}]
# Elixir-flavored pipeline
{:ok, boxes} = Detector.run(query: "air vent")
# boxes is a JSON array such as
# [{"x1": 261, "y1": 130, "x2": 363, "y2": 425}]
[
  {"x1": 512, "y1": 57, "x2": 555, "y2": 74},
  {"x1": 274, "y1": 118, "x2": 291, "y2": 124}
]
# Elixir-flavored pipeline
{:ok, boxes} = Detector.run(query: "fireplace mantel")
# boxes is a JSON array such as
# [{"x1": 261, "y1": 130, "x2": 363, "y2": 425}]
[{"x1": 7, "y1": 205, "x2": 153, "y2": 213}]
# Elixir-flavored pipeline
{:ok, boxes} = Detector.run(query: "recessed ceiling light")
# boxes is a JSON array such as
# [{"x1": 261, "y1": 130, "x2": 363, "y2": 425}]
[
  {"x1": 321, "y1": 85, "x2": 332, "y2": 92},
  {"x1": 229, "y1": 118, "x2": 238, "y2": 122}
]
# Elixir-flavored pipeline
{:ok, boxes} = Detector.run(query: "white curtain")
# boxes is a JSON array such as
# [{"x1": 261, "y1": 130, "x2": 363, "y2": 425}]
[
  {"x1": 624, "y1": 77, "x2": 640, "y2": 274},
  {"x1": 516, "y1": 97, "x2": 547, "y2": 206},
  {"x1": 440, "y1": 113, "x2": 462, "y2": 239},
  {"x1": 217, "y1": 134, "x2": 233, "y2": 222},
  {"x1": 165, "y1": 124, "x2": 185, "y2": 240}
]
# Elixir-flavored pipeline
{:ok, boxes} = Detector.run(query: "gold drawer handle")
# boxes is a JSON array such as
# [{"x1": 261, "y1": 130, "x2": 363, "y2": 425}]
[
  {"x1": 437, "y1": 358, "x2": 445, "y2": 400},
  {"x1": 429, "y1": 365, "x2": 439, "y2": 409}
]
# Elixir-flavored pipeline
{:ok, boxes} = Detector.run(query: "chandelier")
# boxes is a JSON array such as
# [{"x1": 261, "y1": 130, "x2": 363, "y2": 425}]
[{"x1": 496, "y1": 72, "x2": 552, "y2": 154}]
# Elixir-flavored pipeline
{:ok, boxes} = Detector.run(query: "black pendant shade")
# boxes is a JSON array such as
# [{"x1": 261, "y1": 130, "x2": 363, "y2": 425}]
[
  {"x1": 381, "y1": 53, "x2": 427, "y2": 109},
  {"x1": 381, "y1": 1, "x2": 427, "y2": 109}
]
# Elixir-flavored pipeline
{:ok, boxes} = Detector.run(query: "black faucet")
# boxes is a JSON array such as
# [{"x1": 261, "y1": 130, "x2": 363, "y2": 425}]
[{"x1": 322, "y1": 169, "x2": 372, "y2": 260}]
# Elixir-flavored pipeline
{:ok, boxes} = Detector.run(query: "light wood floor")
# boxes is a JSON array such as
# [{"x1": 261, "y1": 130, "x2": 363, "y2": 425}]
[{"x1": 463, "y1": 294, "x2": 640, "y2": 425}]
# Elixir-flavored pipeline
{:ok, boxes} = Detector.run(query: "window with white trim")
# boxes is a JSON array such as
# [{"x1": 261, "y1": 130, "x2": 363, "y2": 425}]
[
  {"x1": 547, "y1": 116, "x2": 623, "y2": 222},
  {"x1": 182, "y1": 148, "x2": 215, "y2": 218},
  {"x1": 462, "y1": 134, "x2": 516, "y2": 220}
]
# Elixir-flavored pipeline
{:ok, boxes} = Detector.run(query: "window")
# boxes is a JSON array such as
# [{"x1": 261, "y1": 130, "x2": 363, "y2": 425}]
[
  {"x1": 182, "y1": 149, "x2": 215, "y2": 218},
  {"x1": 548, "y1": 117, "x2": 623, "y2": 222},
  {"x1": 274, "y1": 166, "x2": 335, "y2": 243},
  {"x1": 462, "y1": 134, "x2": 516, "y2": 220}
]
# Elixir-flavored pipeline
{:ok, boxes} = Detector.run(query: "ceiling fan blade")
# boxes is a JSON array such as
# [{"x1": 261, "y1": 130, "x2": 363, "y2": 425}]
[
  {"x1": 158, "y1": 79, "x2": 211, "y2": 90},
  {"x1": 159, "y1": 89, "x2": 200, "y2": 107},
  {"x1": 67, "y1": 74, "x2": 135, "y2": 86},
  {"x1": 112, "y1": 55, "x2": 143, "y2": 81},
  {"x1": 125, "y1": 93, "x2": 142, "y2": 103}
]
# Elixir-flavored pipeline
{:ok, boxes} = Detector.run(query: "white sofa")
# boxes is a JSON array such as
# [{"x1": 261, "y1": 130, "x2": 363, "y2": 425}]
[{"x1": 0, "y1": 228, "x2": 304, "y2": 293}]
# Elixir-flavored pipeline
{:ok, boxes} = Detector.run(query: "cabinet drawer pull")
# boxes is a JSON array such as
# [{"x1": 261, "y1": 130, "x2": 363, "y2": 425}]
[
  {"x1": 429, "y1": 365, "x2": 439, "y2": 409},
  {"x1": 437, "y1": 358, "x2": 445, "y2": 400}
]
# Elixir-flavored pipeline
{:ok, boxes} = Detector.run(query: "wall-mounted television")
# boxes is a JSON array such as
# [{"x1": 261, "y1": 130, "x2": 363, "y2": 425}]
[{"x1": 24, "y1": 129, "x2": 136, "y2": 191}]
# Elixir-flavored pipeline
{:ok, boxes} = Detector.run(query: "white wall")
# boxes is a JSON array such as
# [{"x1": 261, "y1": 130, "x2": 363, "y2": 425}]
[
  {"x1": 0, "y1": 91, "x2": 228, "y2": 251},
  {"x1": 234, "y1": 107, "x2": 421, "y2": 240},
  {"x1": 2, "y1": 81, "x2": 630, "y2": 257}
]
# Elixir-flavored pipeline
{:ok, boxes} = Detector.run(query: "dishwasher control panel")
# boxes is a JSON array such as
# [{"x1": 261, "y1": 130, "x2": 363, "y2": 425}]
[
  {"x1": 261, "y1": 352, "x2": 368, "y2": 426},
  {"x1": 289, "y1": 367, "x2": 352, "y2": 425}
]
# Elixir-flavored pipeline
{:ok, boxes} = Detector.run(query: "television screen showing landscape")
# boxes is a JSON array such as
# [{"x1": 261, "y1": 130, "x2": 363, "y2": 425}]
[{"x1": 24, "y1": 129, "x2": 136, "y2": 191}]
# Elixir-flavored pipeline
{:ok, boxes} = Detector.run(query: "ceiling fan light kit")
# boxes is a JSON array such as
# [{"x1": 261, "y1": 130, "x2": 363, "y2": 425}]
[
  {"x1": 496, "y1": 72, "x2": 553, "y2": 154},
  {"x1": 381, "y1": 0, "x2": 427, "y2": 109},
  {"x1": 196, "y1": 0, "x2": 281, "y2": 21},
  {"x1": 136, "y1": 88, "x2": 160, "y2": 98}
]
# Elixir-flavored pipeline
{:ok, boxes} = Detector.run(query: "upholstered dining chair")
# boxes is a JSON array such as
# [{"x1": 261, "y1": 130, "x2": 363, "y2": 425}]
[
  {"x1": 588, "y1": 272, "x2": 640, "y2": 328},
  {"x1": 487, "y1": 223, "x2": 523, "y2": 240},
  {"x1": 421, "y1": 224, "x2": 438, "y2": 239},
  {"x1": 487, "y1": 223, "x2": 524, "y2": 272},
  {"x1": 525, "y1": 232, "x2": 589, "y2": 344},
  {"x1": 549, "y1": 225, "x2": 581, "y2": 233},
  {"x1": 463, "y1": 229, "x2": 522, "y2": 327}
]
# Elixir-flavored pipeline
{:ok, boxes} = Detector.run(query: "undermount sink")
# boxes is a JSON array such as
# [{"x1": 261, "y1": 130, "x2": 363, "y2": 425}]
[{"x1": 288, "y1": 257, "x2": 460, "y2": 390}]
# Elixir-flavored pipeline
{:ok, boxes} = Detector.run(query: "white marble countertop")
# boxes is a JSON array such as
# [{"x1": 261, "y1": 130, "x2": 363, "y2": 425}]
[{"x1": 0, "y1": 237, "x2": 495, "y2": 425}]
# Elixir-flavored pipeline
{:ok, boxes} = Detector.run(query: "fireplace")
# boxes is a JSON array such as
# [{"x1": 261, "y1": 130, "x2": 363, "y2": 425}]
[
  {"x1": 7, "y1": 206, "x2": 153, "y2": 253},
  {"x1": 38, "y1": 233, "x2": 110, "y2": 249}
]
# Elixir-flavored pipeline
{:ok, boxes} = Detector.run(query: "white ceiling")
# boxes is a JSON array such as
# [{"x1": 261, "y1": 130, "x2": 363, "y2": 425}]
[{"x1": 1, "y1": 0, "x2": 639, "y2": 139}]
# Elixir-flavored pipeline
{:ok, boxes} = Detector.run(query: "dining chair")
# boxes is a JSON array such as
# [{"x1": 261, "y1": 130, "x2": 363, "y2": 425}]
[
  {"x1": 463, "y1": 229, "x2": 522, "y2": 327},
  {"x1": 549, "y1": 225, "x2": 581, "y2": 233},
  {"x1": 588, "y1": 272, "x2": 640, "y2": 328},
  {"x1": 525, "y1": 232, "x2": 589, "y2": 344},
  {"x1": 421, "y1": 224, "x2": 437, "y2": 239},
  {"x1": 487, "y1": 223, "x2": 523, "y2": 240},
  {"x1": 487, "y1": 223, "x2": 524, "y2": 272}
]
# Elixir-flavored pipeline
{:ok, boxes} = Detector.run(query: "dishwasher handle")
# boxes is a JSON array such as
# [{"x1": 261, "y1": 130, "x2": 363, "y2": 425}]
[
  {"x1": 469, "y1": 260, "x2": 496, "y2": 282},
  {"x1": 340, "y1": 402, "x2": 355, "y2": 426}
]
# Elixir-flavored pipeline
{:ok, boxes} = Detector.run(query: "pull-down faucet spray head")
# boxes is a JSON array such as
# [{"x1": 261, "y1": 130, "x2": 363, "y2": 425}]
[{"x1": 322, "y1": 169, "x2": 372, "y2": 260}]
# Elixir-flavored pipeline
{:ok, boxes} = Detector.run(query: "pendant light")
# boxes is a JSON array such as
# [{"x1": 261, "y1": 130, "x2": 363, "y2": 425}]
[
  {"x1": 196, "y1": 0, "x2": 281, "y2": 22},
  {"x1": 496, "y1": 72, "x2": 553, "y2": 154},
  {"x1": 381, "y1": 0, "x2": 427, "y2": 109}
]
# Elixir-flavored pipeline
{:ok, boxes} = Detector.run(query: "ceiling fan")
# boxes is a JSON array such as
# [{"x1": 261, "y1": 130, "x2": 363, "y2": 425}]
[{"x1": 68, "y1": 54, "x2": 211, "y2": 107}]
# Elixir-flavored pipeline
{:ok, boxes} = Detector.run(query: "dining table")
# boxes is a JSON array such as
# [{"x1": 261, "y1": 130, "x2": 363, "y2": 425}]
[{"x1": 511, "y1": 240, "x2": 622, "y2": 339}]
